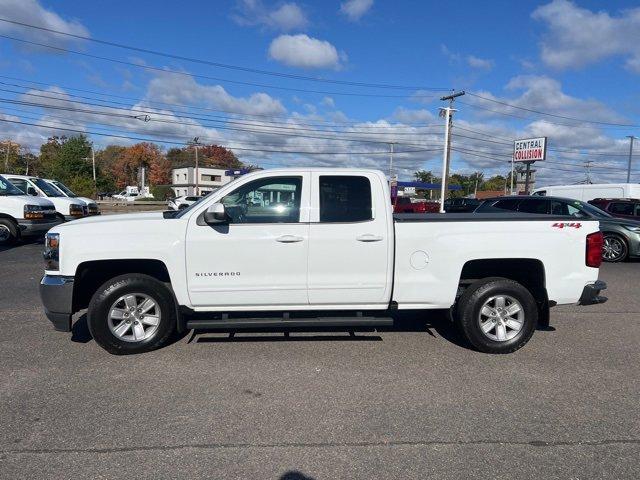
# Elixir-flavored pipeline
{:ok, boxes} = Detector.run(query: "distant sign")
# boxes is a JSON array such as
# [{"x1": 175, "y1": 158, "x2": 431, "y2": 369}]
[
  {"x1": 403, "y1": 186, "x2": 416, "y2": 194},
  {"x1": 513, "y1": 137, "x2": 547, "y2": 162}
]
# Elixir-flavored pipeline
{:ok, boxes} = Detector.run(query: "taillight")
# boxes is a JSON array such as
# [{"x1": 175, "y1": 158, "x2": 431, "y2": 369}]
[{"x1": 586, "y1": 231, "x2": 603, "y2": 268}]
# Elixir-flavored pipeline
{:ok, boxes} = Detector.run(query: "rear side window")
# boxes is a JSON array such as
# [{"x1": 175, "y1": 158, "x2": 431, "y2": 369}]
[
  {"x1": 517, "y1": 199, "x2": 549, "y2": 214},
  {"x1": 610, "y1": 202, "x2": 634, "y2": 215},
  {"x1": 319, "y1": 175, "x2": 372, "y2": 222},
  {"x1": 8, "y1": 178, "x2": 29, "y2": 193}
]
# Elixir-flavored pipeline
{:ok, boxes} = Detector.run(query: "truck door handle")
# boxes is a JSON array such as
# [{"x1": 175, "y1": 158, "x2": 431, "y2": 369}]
[
  {"x1": 356, "y1": 234, "x2": 383, "y2": 242},
  {"x1": 276, "y1": 235, "x2": 304, "y2": 243}
]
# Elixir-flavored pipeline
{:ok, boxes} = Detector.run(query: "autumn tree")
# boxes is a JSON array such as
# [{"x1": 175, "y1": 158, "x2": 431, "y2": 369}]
[
  {"x1": 167, "y1": 144, "x2": 242, "y2": 169},
  {"x1": 111, "y1": 143, "x2": 169, "y2": 188}
]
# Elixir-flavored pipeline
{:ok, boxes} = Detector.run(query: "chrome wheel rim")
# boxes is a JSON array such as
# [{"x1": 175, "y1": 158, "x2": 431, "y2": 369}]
[
  {"x1": 107, "y1": 293, "x2": 161, "y2": 343},
  {"x1": 0, "y1": 225, "x2": 10, "y2": 242},
  {"x1": 602, "y1": 237, "x2": 624, "y2": 261},
  {"x1": 478, "y1": 295, "x2": 524, "y2": 342}
]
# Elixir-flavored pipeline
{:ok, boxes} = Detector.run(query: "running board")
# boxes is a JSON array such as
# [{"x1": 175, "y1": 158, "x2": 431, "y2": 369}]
[{"x1": 186, "y1": 316, "x2": 393, "y2": 330}]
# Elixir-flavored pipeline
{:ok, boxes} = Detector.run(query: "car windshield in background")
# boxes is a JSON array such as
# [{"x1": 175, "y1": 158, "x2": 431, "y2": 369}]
[
  {"x1": 0, "y1": 175, "x2": 25, "y2": 196},
  {"x1": 52, "y1": 181, "x2": 77, "y2": 197},
  {"x1": 32, "y1": 178, "x2": 64, "y2": 197},
  {"x1": 576, "y1": 201, "x2": 612, "y2": 219}
]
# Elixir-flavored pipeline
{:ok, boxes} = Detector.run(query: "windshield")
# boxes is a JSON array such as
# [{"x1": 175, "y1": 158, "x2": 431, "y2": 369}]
[
  {"x1": 575, "y1": 200, "x2": 612, "y2": 219},
  {"x1": 31, "y1": 178, "x2": 64, "y2": 197},
  {"x1": 0, "y1": 175, "x2": 25, "y2": 196},
  {"x1": 51, "y1": 180, "x2": 77, "y2": 197}
]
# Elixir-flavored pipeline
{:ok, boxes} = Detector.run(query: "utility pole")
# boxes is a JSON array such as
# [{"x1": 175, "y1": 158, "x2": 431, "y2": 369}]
[
  {"x1": 388, "y1": 142, "x2": 396, "y2": 180},
  {"x1": 187, "y1": 137, "x2": 203, "y2": 196},
  {"x1": 82, "y1": 145, "x2": 97, "y2": 197},
  {"x1": 438, "y1": 90, "x2": 465, "y2": 213},
  {"x1": 584, "y1": 160, "x2": 593, "y2": 184},
  {"x1": 627, "y1": 136, "x2": 635, "y2": 183}
]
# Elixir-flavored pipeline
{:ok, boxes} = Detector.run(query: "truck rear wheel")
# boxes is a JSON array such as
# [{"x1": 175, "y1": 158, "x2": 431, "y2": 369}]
[
  {"x1": 0, "y1": 218, "x2": 18, "y2": 246},
  {"x1": 454, "y1": 278, "x2": 537, "y2": 354},
  {"x1": 87, "y1": 274, "x2": 177, "y2": 354}
]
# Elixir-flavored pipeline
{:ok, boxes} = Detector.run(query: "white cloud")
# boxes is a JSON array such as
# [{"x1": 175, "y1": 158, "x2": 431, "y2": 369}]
[
  {"x1": 340, "y1": 0, "x2": 374, "y2": 21},
  {"x1": 268, "y1": 34, "x2": 345, "y2": 69},
  {"x1": 232, "y1": 0, "x2": 308, "y2": 31},
  {"x1": 441, "y1": 45, "x2": 494, "y2": 71},
  {"x1": 145, "y1": 73, "x2": 286, "y2": 116},
  {"x1": 320, "y1": 96, "x2": 335, "y2": 108},
  {"x1": 392, "y1": 107, "x2": 434, "y2": 124},
  {"x1": 0, "y1": 0, "x2": 89, "y2": 50},
  {"x1": 532, "y1": 0, "x2": 640, "y2": 71},
  {"x1": 466, "y1": 55, "x2": 494, "y2": 70}
]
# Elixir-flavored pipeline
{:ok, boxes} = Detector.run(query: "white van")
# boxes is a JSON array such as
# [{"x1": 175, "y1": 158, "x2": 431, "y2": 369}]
[
  {"x1": 532, "y1": 183, "x2": 640, "y2": 202},
  {"x1": 0, "y1": 174, "x2": 61, "y2": 245},
  {"x1": 3, "y1": 174, "x2": 88, "y2": 221},
  {"x1": 43, "y1": 178, "x2": 100, "y2": 215}
]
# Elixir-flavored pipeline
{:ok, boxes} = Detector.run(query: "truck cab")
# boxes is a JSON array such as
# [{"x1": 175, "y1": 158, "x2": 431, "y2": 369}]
[
  {"x1": 4, "y1": 174, "x2": 88, "y2": 221},
  {"x1": 0, "y1": 174, "x2": 60, "y2": 246}
]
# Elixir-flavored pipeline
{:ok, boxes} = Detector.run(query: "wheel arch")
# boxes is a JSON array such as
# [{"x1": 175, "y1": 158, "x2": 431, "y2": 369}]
[
  {"x1": 73, "y1": 259, "x2": 172, "y2": 312},
  {"x1": 458, "y1": 258, "x2": 549, "y2": 327}
]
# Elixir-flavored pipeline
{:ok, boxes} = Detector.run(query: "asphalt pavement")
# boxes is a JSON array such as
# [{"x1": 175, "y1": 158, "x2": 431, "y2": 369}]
[{"x1": 1, "y1": 240, "x2": 639, "y2": 479}]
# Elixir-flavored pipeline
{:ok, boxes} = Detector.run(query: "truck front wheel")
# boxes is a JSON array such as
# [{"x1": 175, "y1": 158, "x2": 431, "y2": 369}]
[
  {"x1": 87, "y1": 274, "x2": 177, "y2": 354},
  {"x1": 454, "y1": 278, "x2": 537, "y2": 354}
]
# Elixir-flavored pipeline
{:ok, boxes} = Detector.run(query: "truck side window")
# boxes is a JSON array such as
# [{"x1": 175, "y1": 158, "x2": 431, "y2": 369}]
[
  {"x1": 8, "y1": 178, "x2": 29, "y2": 193},
  {"x1": 319, "y1": 175, "x2": 372, "y2": 223},
  {"x1": 221, "y1": 176, "x2": 302, "y2": 224}
]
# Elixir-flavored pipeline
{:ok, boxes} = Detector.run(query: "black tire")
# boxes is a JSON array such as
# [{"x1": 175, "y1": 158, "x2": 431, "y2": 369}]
[
  {"x1": 454, "y1": 277, "x2": 538, "y2": 354},
  {"x1": 87, "y1": 274, "x2": 177, "y2": 355},
  {"x1": 0, "y1": 218, "x2": 19, "y2": 246},
  {"x1": 602, "y1": 233, "x2": 627, "y2": 262}
]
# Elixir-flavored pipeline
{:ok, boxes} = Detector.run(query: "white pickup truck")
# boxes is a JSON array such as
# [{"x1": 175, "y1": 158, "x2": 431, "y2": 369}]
[{"x1": 39, "y1": 168, "x2": 607, "y2": 355}]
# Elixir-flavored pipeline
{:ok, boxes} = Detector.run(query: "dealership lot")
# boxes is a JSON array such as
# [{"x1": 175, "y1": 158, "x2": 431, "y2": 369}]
[{"x1": 1, "y1": 241, "x2": 639, "y2": 479}]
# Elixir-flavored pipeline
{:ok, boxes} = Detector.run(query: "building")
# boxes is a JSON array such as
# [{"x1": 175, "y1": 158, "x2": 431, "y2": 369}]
[{"x1": 171, "y1": 167, "x2": 234, "y2": 196}]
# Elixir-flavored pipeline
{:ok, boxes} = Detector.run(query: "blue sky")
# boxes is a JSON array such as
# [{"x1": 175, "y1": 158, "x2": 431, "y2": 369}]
[{"x1": 1, "y1": 0, "x2": 639, "y2": 184}]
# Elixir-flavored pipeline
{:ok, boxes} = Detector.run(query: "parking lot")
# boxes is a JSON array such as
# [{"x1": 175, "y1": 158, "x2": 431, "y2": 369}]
[{"x1": 1, "y1": 240, "x2": 639, "y2": 479}]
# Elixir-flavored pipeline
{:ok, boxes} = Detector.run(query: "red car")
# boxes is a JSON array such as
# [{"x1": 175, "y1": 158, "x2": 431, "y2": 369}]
[
  {"x1": 588, "y1": 198, "x2": 640, "y2": 220},
  {"x1": 393, "y1": 196, "x2": 440, "y2": 213}
]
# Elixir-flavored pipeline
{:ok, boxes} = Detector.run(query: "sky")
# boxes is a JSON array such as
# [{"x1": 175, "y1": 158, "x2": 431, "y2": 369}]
[{"x1": 0, "y1": 0, "x2": 639, "y2": 185}]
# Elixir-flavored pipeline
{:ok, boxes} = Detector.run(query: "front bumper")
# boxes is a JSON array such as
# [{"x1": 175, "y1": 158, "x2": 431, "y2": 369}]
[
  {"x1": 39, "y1": 275, "x2": 74, "y2": 332},
  {"x1": 18, "y1": 218, "x2": 62, "y2": 236},
  {"x1": 578, "y1": 280, "x2": 608, "y2": 306}
]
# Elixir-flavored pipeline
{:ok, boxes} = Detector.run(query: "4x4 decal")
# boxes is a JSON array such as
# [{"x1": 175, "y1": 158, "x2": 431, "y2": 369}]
[{"x1": 552, "y1": 222, "x2": 582, "y2": 229}]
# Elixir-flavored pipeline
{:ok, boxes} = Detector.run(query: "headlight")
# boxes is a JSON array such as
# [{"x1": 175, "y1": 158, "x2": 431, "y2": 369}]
[
  {"x1": 24, "y1": 204, "x2": 44, "y2": 219},
  {"x1": 88, "y1": 203, "x2": 99, "y2": 214},
  {"x1": 623, "y1": 224, "x2": 640, "y2": 233},
  {"x1": 69, "y1": 204, "x2": 85, "y2": 216},
  {"x1": 44, "y1": 232, "x2": 60, "y2": 270}
]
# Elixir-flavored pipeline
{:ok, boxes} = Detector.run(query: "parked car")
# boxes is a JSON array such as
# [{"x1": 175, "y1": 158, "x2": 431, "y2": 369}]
[
  {"x1": 43, "y1": 178, "x2": 100, "y2": 215},
  {"x1": 532, "y1": 183, "x2": 640, "y2": 202},
  {"x1": 3, "y1": 174, "x2": 88, "y2": 221},
  {"x1": 167, "y1": 195, "x2": 200, "y2": 211},
  {"x1": 444, "y1": 197, "x2": 481, "y2": 213},
  {"x1": 588, "y1": 198, "x2": 640, "y2": 220},
  {"x1": 392, "y1": 196, "x2": 439, "y2": 213},
  {"x1": 0, "y1": 174, "x2": 61, "y2": 246},
  {"x1": 40, "y1": 168, "x2": 606, "y2": 355},
  {"x1": 476, "y1": 195, "x2": 640, "y2": 262}
]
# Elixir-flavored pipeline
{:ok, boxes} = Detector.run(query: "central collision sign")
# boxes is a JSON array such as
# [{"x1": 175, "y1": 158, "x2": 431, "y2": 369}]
[{"x1": 513, "y1": 137, "x2": 547, "y2": 162}]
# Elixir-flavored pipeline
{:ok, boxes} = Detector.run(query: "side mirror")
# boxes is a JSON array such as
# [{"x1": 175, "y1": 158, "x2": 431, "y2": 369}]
[
  {"x1": 27, "y1": 187, "x2": 38, "y2": 196},
  {"x1": 203, "y1": 202, "x2": 229, "y2": 225}
]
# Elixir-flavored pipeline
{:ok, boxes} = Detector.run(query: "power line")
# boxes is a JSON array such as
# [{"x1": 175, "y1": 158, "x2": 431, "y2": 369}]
[
  {"x1": 0, "y1": 117, "x2": 443, "y2": 156},
  {"x1": 0, "y1": 17, "x2": 449, "y2": 92},
  {"x1": 0, "y1": 33, "x2": 440, "y2": 100},
  {"x1": 0, "y1": 75, "x2": 442, "y2": 129},
  {"x1": 464, "y1": 92, "x2": 640, "y2": 128}
]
